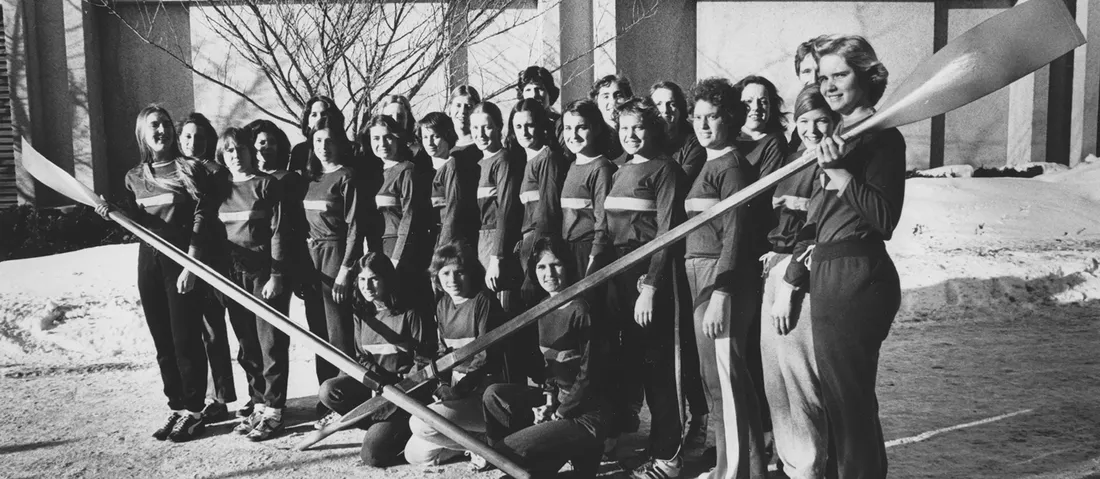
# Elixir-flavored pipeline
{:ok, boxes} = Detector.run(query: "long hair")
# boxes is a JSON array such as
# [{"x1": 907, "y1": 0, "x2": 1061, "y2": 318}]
[
  {"x1": 734, "y1": 75, "x2": 788, "y2": 133},
  {"x1": 429, "y1": 241, "x2": 486, "y2": 294},
  {"x1": 176, "y1": 112, "x2": 218, "y2": 161},
  {"x1": 505, "y1": 98, "x2": 553, "y2": 152},
  {"x1": 793, "y1": 83, "x2": 839, "y2": 122},
  {"x1": 690, "y1": 77, "x2": 748, "y2": 134},
  {"x1": 306, "y1": 115, "x2": 350, "y2": 180},
  {"x1": 814, "y1": 35, "x2": 890, "y2": 105},
  {"x1": 470, "y1": 101, "x2": 504, "y2": 147},
  {"x1": 361, "y1": 114, "x2": 411, "y2": 162},
  {"x1": 215, "y1": 127, "x2": 257, "y2": 171},
  {"x1": 525, "y1": 236, "x2": 577, "y2": 290},
  {"x1": 561, "y1": 99, "x2": 607, "y2": 154},
  {"x1": 298, "y1": 95, "x2": 344, "y2": 138},
  {"x1": 244, "y1": 119, "x2": 291, "y2": 171},
  {"x1": 516, "y1": 65, "x2": 560, "y2": 105},
  {"x1": 614, "y1": 97, "x2": 668, "y2": 153},
  {"x1": 352, "y1": 252, "x2": 405, "y2": 314},
  {"x1": 134, "y1": 105, "x2": 201, "y2": 200},
  {"x1": 416, "y1": 111, "x2": 459, "y2": 150},
  {"x1": 650, "y1": 81, "x2": 691, "y2": 136}
]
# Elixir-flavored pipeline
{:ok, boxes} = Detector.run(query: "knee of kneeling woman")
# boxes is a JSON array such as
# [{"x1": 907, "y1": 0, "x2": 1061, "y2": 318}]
[
  {"x1": 404, "y1": 436, "x2": 460, "y2": 465},
  {"x1": 408, "y1": 414, "x2": 438, "y2": 438}
]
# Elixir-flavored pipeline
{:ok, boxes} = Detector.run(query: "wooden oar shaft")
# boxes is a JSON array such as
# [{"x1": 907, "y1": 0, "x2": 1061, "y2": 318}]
[
  {"x1": 106, "y1": 211, "x2": 530, "y2": 479},
  {"x1": 297, "y1": 147, "x2": 826, "y2": 450}
]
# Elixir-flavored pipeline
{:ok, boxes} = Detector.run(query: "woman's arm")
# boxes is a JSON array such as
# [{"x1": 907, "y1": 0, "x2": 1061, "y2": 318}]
[
  {"x1": 392, "y1": 165, "x2": 421, "y2": 266},
  {"x1": 534, "y1": 152, "x2": 564, "y2": 239},
  {"x1": 589, "y1": 161, "x2": 615, "y2": 260}
]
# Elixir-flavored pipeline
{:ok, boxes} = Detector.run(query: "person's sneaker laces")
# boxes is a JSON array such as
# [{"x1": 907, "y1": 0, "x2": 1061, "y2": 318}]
[
  {"x1": 234, "y1": 410, "x2": 263, "y2": 435},
  {"x1": 202, "y1": 401, "x2": 229, "y2": 423},
  {"x1": 167, "y1": 413, "x2": 205, "y2": 442},
  {"x1": 314, "y1": 411, "x2": 341, "y2": 430},
  {"x1": 630, "y1": 455, "x2": 682, "y2": 479},
  {"x1": 466, "y1": 451, "x2": 493, "y2": 472},
  {"x1": 152, "y1": 412, "x2": 181, "y2": 441},
  {"x1": 246, "y1": 415, "x2": 284, "y2": 442}
]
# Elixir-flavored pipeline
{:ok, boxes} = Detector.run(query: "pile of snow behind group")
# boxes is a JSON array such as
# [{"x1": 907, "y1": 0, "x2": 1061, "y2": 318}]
[{"x1": 2, "y1": 162, "x2": 1100, "y2": 370}]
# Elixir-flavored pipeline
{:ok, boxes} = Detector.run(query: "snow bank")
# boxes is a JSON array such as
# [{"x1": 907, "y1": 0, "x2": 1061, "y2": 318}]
[{"x1": 2, "y1": 173, "x2": 1100, "y2": 369}]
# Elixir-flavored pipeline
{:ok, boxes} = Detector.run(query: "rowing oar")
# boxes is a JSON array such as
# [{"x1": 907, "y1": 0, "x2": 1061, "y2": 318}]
[
  {"x1": 18, "y1": 140, "x2": 532, "y2": 479},
  {"x1": 297, "y1": 0, "x2": 1085, "y2": 451}
]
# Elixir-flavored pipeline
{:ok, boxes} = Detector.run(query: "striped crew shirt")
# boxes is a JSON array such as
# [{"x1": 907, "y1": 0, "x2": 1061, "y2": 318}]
[
  {"x1": 377, "y1": 159, "x2": 428, "y2": 264},
  {"x1": 435, "y1": 290, "x2": 505, "y2": 391},
  {"x1": 684, "y1": 149, "x2": 753, "y2": 296},
  {"x1": 519, "y1": 146, "x2": 565, "y2": 239},
  {"x1": 560, "y1": 155, "x2": 616, "y2": 256},
  {"x1": 477, "y1": 149, "x2": 524, "y2": 257},
  {"x1": 123, "y1": 159, "x2": 217, "y2": 253},
  {"x1": 302, "y1": 166, "x2": 364, "y2": 268},
  {"x1": 218, "y1": 173, "x2": 286, "y2": 277},
  {"x1": 605, "y1": 157, "x2": 683, "y2": 289}
]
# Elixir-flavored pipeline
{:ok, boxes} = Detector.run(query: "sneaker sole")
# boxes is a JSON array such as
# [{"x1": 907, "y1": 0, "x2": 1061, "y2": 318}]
[{"x1": 168, "y1": 424, "x2": 205, "y2": 443}]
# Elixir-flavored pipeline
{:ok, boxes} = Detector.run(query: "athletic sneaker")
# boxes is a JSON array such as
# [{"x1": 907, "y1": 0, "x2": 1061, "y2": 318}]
[
  {"x1": 152, "y1": 412, "x2": 181, "y2": 441},
  {"x1": 630, "y1": 456, "x2": 682, "y2": 479},
  {"x1": 234, "y1": 410, "x2": 263, "y2": 435},
  {"x1": 246, "y1": 415, "x2": 284, "y2": 442},
  {"x1": 314, "y1": 411, "x2": 341, "y2": 430},
  {"x1": 466, "y1": 451, "x2": 492, "y2": 472},
  {"x1": 167, "y1": 413, "x2": 205, "y2": 442},
  {"x1": 236, "y1": 400, "x2": 255, "y2": 418},
  {"x1": 202, "y1": 401, "x2": 229, "y2": 422}
]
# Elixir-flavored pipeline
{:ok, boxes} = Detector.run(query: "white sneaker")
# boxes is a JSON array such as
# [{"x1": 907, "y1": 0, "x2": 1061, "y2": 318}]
[
  {"x1": 313, "y1": 411, "x2": 340, "y2": 430},
  {"x1": 465, "y1": 451, "x2": 492, "y2": 472},
  {"x1": 631, "y1": 455, "x2": 682, "y2": 479}
]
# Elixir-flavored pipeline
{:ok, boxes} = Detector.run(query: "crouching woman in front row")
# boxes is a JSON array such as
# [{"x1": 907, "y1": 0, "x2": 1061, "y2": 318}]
[
  {"x1": 482, "y1": 237, "x2": 611, "y2": 477},
  {"x1": 317, "y1": 252, "x2": 430, "y2": 467}
]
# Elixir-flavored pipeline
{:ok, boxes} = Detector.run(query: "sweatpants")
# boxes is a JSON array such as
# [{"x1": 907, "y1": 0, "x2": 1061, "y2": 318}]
[
  {"x1": 303, "y1": 239, "x2": 355, "y2": 385},
  {"x1": 405, "y1": 394, "x2": 488, "y2": 465},
  {"x1": 760, "y1": 255, "x2": 826, "y2": 479},
  {"x1": 810, "y1": 239, "x2": 900, "y2": 479},
  {"x1": 137, "y1": 244, "x2": 208, "y2": 412},
  {"x1": 200, "y1": 278, "x2": 235, "y2": 404},
  {"x1": 674, "y1": 258, "x2": 709, "y2": 421},
  {"x1": 606, "y1": 248, "x2": 681, "y2": 459},
  {"x1": 685, "y1": 257, "x2": 767, "y2": 478},
  {"x1": 320, "y1": 374, "x2": 412, "y2": 467},
  {"x1": 222, "y1": 267, "x2": 291, "y2": 410},
  {"x1": 482, "y1": 383, "x2": 610, "y2": 477}
]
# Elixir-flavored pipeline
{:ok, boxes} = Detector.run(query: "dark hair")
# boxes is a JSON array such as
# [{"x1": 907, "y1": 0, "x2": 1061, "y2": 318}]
[
  {"x1": 690, "y1": 77, "x2": 748, "y2": 133},
  {"x1": 361, "y1": 114, "x2": 411, "y2": 161},
  {"x1": 353, "y1": 252, "x2": 405, "y2": 314},
  {"x1": 650, "y1": 81, "x2": 690, "y2": 135},
  {"x1": 793, "y1": 83, "x2": 839, "y2": 122},
  {"x1": 561, "y1": 99, "x2": 607, "y2": 153},
  {"x1": 505, "y1": 98, "x2": 553, "y2": 151},
  {"x1": 794, "y1": 35, "x2": 829, "y2": 76},
  {"x1": 244, "y1": 119, "x2": 291, "y2": 172},
  {"x1": 376, "y1": 95, "x2": 416, "y2": 136},
  {"x1": 299, "y1": 95, "x2": 344, "y2": 138},
  {"x1": 734, "y1": 75, "x2": 788, "y2": 133},
  {"x1": 214, "y1": 127, "x2": 257, "y2": 171},
  {"x1": 516, "y1": 66, "x2": 560, "y2": 105},
  {"x1": 176, "y1": 112, "x2": 218, "y2": 161},
  {"x1": 306, "y1": 115, "x2": 350, "y2": 180},
  {"x1": 589, "y1": 74, "x2": 634, "y2": 100},
  {"x1": 429, "y1": 241, "x2": 486, "y2": 294},
  {"x1": 416, "y1": 111, "x2": 459, "y2": 149},
  {"x1": 525, "y1": 236, "x2": 577, "y2": 290},
  {"x1": 814, "y1": 35, "x2": 890, "y2": 106},
  {"x1": 133, "y1": 105, "x2": 201, "y2": 200},
  {"x1": 470, "y1": 101, "x2": 504, "y2": 147},
  {"x1": 614, "y1": 97, "x2": 668, "y2": 153}
]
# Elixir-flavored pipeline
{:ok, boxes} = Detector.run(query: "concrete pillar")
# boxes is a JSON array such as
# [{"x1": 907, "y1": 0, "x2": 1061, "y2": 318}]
[
  {"x1": 1006, "y1": 64, "x2": 1050, "y2": 165},
  {"x1": 1070, "y1": 0, "x2": 1100, "y2": 165},
  {"x1": 447, "y1": 3, "x2": 470, "y2": 91},
  {"x1": 3, "y1": 0, "x2": 41, "y2": 205},
  {"x1": 560, "y1": 0, "x2": 594, "y2": 103},
  {"x1": 928, "y1": 0, "x2": 949, "y2": 170},
  {"x1": 64, "y1": 0, "x2": 108, "y2": 196},
  {"x1": 616, "y1": 0, "x2": 695, "y2": 95}
]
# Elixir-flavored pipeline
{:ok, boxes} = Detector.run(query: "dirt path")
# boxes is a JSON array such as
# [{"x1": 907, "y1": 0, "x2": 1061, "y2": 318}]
[{"x1": 2, "y1": 305, "x2": 1097, "y2": 479}]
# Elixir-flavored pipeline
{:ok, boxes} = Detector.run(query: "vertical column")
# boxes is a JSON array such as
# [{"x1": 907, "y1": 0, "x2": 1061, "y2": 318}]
[
  {"x1": 4, "y1": 0, "x2": 41, "y2": 204},
  {"x1": 928, "y1": 1, "x2": 949, "y2": 169},
  {"x1": 1006, "y1": 64, "x2": 1050, "y2": 165},
  {"x1": 615, "y1": 0, "x2": 695, "y2": 95},
  {"x1": 560, "y1": 0, "x2": 594, "y2": 103},
  {"x1": 447, "y1": 2, "x2": 470, "y2": 91},
  {"x1": 64, "y1": 0, "x2": 108, "y2": 195},
  {"x1": 1069, "y1": 0, "x2": 1100, "y2": 165}
]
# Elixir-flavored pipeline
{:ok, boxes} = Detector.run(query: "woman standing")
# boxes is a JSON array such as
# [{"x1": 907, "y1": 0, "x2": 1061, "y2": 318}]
[
  {"x1": 96, "y1": 105, "x2": 216, "y2": 442},
  {"x1": 447, "y1": 85, "x2": 483, "y2": 159},
  {"x1": 685, "y1": 77, "x2": 767, "y2": 479},
  {"x1": 418, "y1": 112, "x2": 480, "y2": 250},
  {"x1": 318, "y1": 252, "x2": 430, "y2": 467},
  {"x1": 603, "y1": 98, "x2": 685, "y2": 479},
  {"x1": 791, "y1": 35, "x2": 905, "y2": 478},
  {"x1": 482, "y1": 238, "x2": 611, "y2": 477},
  {"x1": 559, "y1": 100, "x2": 615, "y2": 280},
  {"x1": 651, "y1": 81, "x2": 706, "y2": 185},
  {"x1": 290, "y1": 96, "x2": 344, "y2": 176},
  {"x1": 589, "y1": 75, "x2": 633, "y2": 164},
  {"x1": 176, "y1": 112, "x2": 234, "y2": 422},
  {"x1": 211, "y1": 127, "x2": 290, "y2": 441},
  {"x1": 510, "y1": 99, "x2": 565, "y2": 299},
  {"x1": 301, "y1": 115, "x2": 365, "y2": 399},
  {"x1": 760, "y1": 84, "x2": 832, "y2": 479}
]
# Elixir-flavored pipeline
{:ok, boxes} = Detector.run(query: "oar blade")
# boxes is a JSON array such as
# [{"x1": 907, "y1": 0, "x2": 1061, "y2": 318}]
[
  {"x1": 20, "y1": 138, "x2": 104, "y2": 207},
  {"x1": 867, "y1": 0, "x2": 1084, "y2": 133}
]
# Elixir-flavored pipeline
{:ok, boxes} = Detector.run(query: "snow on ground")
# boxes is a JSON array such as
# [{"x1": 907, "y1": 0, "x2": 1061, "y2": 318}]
[{"x1": 3, "y1": 166, "x2": 1100, "y2": 373}]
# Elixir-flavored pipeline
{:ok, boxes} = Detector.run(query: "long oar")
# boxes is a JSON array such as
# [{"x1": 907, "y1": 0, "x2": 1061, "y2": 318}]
[
  {"x1": 298, "y1": 0, "x2": 1085, "y2": 450},
  {"x1": 18, "y1": 140, "x2": 532, "y2": 479}
]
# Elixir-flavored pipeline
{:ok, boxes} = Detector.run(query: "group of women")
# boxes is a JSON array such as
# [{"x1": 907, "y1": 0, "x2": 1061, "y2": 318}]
[{"x1": 102, "y1": 33, "x2": 906, "y2": 479}]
